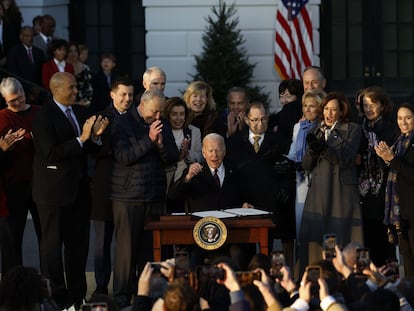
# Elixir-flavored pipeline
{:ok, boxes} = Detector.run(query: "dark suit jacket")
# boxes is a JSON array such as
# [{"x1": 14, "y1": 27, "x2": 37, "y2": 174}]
[
  {"x1": 90, "y1": 104, "x2": 120, "y2": 221},
  {"x1": 225, "y1": 128, "x2": 289, "y2": 212},
  {"x1": 390, "y1": 140, "x2": 414, "y2": 221},
  {"x1": 7, "y1": 44, "x2": 45, "y2": 85},
  {"x1": 33, "y1": 34, "x2": 49, "y2": 58},
  {"x1": 168, "y1": 162, "x2": 242, "y2": 212},
  {"x1": 32, "y1": 100, "x2": 92, "y2": 206},
  {"x1": 91, "y1": 70, "x2": 118, "y2": 112}
]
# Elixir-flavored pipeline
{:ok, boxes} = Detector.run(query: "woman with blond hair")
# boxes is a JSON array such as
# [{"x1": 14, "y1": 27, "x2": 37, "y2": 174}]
[
  {"x1": 183, "y1": 81, "x2": 226, "y2": 138},
  {"x1": 287, "y1": 89, "x2": 326, "y2": 238}
]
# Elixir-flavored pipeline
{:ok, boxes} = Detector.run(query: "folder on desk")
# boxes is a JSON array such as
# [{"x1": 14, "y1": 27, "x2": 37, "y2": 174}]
[{"x1": 191, "y1": 208, "x2": 270, "y2": 219}]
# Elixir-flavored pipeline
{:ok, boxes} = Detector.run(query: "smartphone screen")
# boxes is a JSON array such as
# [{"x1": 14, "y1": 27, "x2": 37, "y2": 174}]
[
  {"x1": 356, "y1": 248, "x2": 370, "y2": 275},
  {"x1": 322, "y1": 234, "x2": 336, "y2": 260},
  {"x1": 174, "y1": 250, "x2": 190, "y2": 279},
  {"x1": 269, "y1": 251, "x2": 285, "y2": 279},
  {"x1": 305, "y1": 265, "x2": 321, "y2": 297}
]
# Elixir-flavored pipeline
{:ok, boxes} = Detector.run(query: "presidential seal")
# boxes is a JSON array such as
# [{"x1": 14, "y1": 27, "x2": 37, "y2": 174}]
[{"x1": 193, "y1": 217, "x2": 227, "y2": 250}]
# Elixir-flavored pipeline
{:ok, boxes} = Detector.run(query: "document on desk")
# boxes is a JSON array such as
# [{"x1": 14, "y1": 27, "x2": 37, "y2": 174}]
[{"x1": 191, "y1": 208, "x2": 270, "y2": 219}]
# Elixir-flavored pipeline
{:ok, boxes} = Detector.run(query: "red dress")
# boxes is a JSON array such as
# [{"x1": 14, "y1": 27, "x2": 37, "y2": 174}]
[{"x1": 42, "y1": 59, "x2": 74, "y2": 90}]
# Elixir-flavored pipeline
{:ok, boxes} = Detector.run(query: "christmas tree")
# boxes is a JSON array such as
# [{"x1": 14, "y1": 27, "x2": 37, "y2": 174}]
[{"x1": 191, "y1": 3, "x2": 270, "y2": 111}]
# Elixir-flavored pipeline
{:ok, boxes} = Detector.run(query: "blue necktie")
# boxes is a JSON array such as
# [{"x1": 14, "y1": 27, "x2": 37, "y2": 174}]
[{"x1": 65, "y1": 108, "x2": 79, "y2": 136}]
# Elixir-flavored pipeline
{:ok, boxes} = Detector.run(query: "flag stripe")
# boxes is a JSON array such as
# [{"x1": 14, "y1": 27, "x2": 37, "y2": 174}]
[{"x1": 275, "y1": 0, "x2": 313, "y2": 80}]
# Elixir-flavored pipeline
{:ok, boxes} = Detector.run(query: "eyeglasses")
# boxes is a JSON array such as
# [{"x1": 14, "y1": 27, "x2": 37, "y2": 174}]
[
  {"x1": 7, "y1": 95, "x2": 24, "y2": 105},
  {"x1": 248, "y1": 117, "x2": 268, "y2": 124}
]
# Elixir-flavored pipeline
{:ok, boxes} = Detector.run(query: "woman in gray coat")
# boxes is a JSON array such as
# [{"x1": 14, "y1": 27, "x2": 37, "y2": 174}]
[{"x1": 297, "y1": 92, "x2": 363, "y2": 274}]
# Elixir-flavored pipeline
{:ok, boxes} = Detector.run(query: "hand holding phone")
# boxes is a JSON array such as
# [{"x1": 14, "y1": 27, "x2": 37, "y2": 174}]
[
  {"x1": 356, "y1": 248, "x2": 370, "y2": 275},
  {"x1": 322, "y1": 234, "x2": 336, "y2": 261},
  {"x1": 305, "y1": 265, "x2": 321, "y2": 297}
]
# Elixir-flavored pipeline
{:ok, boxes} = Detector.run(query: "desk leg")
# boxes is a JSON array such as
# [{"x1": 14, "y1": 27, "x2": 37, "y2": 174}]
[
  {"x1": 153, "y1": 230, "x2": 161, "y2": 262},
  {"x1": 259, "y1": 228, "x2": 269, "y2": 255}
]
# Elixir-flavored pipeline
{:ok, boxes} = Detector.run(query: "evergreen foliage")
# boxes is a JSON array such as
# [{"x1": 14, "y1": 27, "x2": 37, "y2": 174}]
[{"x1": 191, "y1": 3, "x2": 270, "y2": 111}]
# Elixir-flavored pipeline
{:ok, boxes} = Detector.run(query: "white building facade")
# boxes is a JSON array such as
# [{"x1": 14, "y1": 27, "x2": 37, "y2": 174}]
[{"x1": 143, "y1": 0, "x2": 321, "y2": 111}]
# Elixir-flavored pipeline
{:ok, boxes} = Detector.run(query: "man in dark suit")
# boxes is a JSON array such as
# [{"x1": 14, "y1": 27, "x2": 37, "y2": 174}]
[
  {"x1": 32, "y1": 72, "x2": 109, "y2": 310},
  {"x1": 90, "y1": 76, "x2": 134, "y2": 297},
  {"x1": 168, "y1": 133, "x2": 245, "y2": 212},
  {"x1": 33, "y1": 14, "x2": 56, "y2": 59},
  {"x1": 226, "y1": 102, "x2": 294, "y2": 260},
  {"x1": 7, "y1": 26, "x2": 45, "y2": 85}
]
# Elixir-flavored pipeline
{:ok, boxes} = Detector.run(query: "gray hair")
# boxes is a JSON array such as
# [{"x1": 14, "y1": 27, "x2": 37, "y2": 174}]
[
  {"x1": 202, "y1": 133, "x2": 226, "y2": 152},
  {"x1": 140, "y1": 89, "x2": 166, "y2": 103},
  {"x1": 0, "y1": 77, "x2": 24, "y2": 98},
  {"x1": 143, "y1": 66, "x2": 166, "y2": 82}
]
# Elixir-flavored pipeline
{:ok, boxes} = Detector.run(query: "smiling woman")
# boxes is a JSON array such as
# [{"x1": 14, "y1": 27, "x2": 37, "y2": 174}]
[
  {"x1": 183, "y1": 81, "x2": 226, "y2": 138},
  {"x1": 0, "y1": 77, "x2": 42, "y2": 276},
  {"x1": 297, "y1": 92, "x2": 363, "y2": 275}
]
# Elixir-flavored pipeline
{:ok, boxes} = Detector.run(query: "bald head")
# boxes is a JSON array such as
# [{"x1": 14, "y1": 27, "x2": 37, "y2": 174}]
[{"x1": 50, "y1": 72, "x2": 78, "y2": 106}]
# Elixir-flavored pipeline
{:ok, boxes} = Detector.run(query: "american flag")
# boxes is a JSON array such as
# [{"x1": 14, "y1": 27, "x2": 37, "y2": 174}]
[{"x1": 274, "y1": 0, "x2": 313, "y2": 80}]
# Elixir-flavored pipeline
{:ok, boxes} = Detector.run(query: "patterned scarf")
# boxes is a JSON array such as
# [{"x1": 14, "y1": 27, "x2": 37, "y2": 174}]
[
  {"x1": 359, "y1": 118, "x2": 383, "y2": 196},
  {"x1": 384, "y1": 131, "x2": 414, "y2": 226}
]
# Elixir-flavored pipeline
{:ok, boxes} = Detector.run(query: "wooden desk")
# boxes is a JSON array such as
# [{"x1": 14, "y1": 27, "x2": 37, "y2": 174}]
[{"x1": 145, "y1": 216, "x2": 275, "y2": 261}]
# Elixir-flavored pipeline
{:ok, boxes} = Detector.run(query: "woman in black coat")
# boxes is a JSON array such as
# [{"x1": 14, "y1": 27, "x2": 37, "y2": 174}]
[
  {"x1": 357, "y1": 86, "x2": 397, "y2": 266},
  {"x1": 375, "y1": 103, "x2": 414, "y2": 277}
]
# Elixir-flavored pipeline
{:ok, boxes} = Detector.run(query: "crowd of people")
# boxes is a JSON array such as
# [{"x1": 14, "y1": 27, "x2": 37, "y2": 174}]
[{"x1": 0, "y1": 2, "x2": 413, "y2": 311}]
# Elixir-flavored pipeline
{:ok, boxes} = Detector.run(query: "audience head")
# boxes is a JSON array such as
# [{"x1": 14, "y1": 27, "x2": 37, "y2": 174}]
[
  {"x1": 110, "y1": 76, "x2": 134, "y2": 113},
  {"x1": 163, "y1": 279, "x2": 198, "y2": 311},
  {"x1": 227, "y1": 87, "x2": 249, "y2": 114},
  {"x1": 164, "y1": 97, "x2": 189, "y2": 130},
  {"x1": 245, "y1": 102, "x2": 268, "y2": 135},
  {"x1": 342, "y1": 242, "x2": 363, "y2": 271},
  {"x1": 302, "y1": 66, "x2": 326, "y2": 92},
  {"x1": 278, "y1": 79, "x2": 304, "y2": 106},
  {"x1": 78, "y1": 44, "x2": 89, "y2": 63},
  {"x1": 202, "y1": 133, "x2": 226, "y2": 169},
  {"x1": 242, "y1": 283, "x2": 266, "y2": 311},
  {"x1": 49, "y1": 72, "x2": 78, "y2": 106},
  {"x1": 183, "y1": 81, "x2": 216, "y2": 116},
  {"x1": 0, "y1": 266, "x2": 48, "y2": 311},
  {"x1": 138, "y1": 89, "x2": 165, "y2": 124},
  {"x1": 67, "y1": 41, "x2": 80, "y2": 63},
  {"x1": 0, "y1": 77, "x2": 27, "y2": 112},
  {"x1": 1, "y1": 0, "x2": 22, "y2": 23},
  {"x1": 142, "y1": 66, "x2": 166, "y2": 93},
  {"x1": 40, "y1": 14, "x2": 56, "y2": 37},
  {"x1": 397, "y1": 102, "x2": 414, "y2": 135},
  {"x1": 321, "y1": 92, "x2": 352, "y2": 126},
  {"x1": 360, "y1": 86, "x2": 393, "y2": 122},
  {"x1": 247, "y1": 253, "x2": 271, "y2": 272},
  {"x1": 100, "y1": 53, "x2": 116, "y2": 74},
  {"x1": 19, "y1": 25, "x2": 35, "y2": 47},
  {"x1": 302, "y1": 89, "x2": 326, "y2": 122},
  {"x1": 32, "y1": 15, "x2": 42, "y2": 35},
  {"x1": 48, "y1": 38, "x2": 68, "y2": 62},
  {"x1": 365, "y1": 288, "x2": 400, "y2": 311},
  {"x1": 88, "y1": 293, "x2": 119, "y2": 311}
]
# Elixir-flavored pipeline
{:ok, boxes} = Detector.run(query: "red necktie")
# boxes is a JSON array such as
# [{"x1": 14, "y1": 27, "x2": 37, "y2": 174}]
[
  {"x1": 213, "y1": 169, "x2": 220, "y2": 188},
  {"x1": 27, "y1": 47, "x2": 33, "y2": 63}
]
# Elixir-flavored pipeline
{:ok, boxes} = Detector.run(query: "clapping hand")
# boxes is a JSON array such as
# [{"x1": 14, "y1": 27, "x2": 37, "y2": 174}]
[{"x1": 92, "y1": 115, "x2": 109, "y2": 137}]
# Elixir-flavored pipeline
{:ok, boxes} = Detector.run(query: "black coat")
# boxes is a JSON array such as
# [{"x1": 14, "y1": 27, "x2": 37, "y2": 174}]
[
  {"x1": 390, "y1": 140, "x2": 414, "y2": 221},
  {"x1": 7, "y1": 44, "x2": 45, "y2": 85},
  {"x1": 225, "y1": 128, "x2": 289, "y2": 212},
  {"x1": 90, "y1": 104, "x2": 120, "y2": 221},
  {"x1": 168, "y1": 162, "x2": 242, "y2": 212},
  {"x1": 32, "y1": 101, "x2": 93, "y2": 206},
  {"x1": 110, "y1": 106, "x2": 179, "y2": 202}
]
